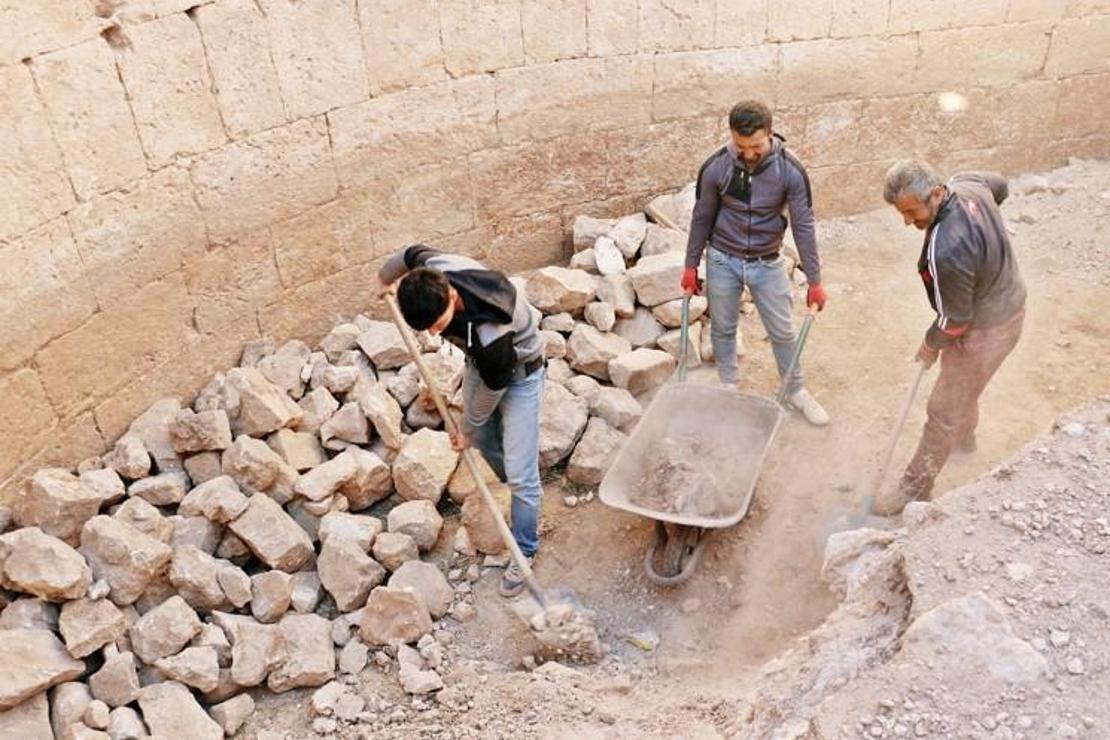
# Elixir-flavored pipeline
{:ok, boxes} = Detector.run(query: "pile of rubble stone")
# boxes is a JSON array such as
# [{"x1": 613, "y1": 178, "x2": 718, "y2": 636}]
[{"x1": 0, "y1": 185, "x2": 772, "y2": 738}]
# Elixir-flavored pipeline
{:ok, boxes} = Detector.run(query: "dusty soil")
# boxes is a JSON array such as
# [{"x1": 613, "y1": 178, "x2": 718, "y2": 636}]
[{"x1": 242, "y1": 159, "x2": 1110, "y2": 739}]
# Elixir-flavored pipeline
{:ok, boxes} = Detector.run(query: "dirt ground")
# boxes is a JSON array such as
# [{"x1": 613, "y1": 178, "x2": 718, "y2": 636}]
[{"x1": 243, "y1": 159, "x2": 1109, "y2": 739}]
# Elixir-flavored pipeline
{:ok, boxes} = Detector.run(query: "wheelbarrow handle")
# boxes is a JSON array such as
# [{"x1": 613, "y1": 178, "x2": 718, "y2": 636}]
[
  {"x1": 774, "y1": 305, "x2": 818, "y2": 406},
  {"x1": 677, "y1": 294, "x2": 691, "y2": 382}
]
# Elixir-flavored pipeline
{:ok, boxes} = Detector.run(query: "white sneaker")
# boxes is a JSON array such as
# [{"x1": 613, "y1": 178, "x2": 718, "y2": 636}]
[{"x1": 788, "y1": 388, "x2": 830, "y2": 427}]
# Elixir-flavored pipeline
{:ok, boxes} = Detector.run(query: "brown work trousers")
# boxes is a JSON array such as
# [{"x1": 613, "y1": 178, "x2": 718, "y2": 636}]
[{"x1": 898, "y1": 308, "x2": 1025, "y2": 501}]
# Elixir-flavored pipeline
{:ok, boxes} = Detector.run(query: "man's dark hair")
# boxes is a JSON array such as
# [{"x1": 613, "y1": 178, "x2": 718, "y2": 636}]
[
  {"x1": 397, "y1": 268, "x2": 451, "y2": 331},
  {"x1": 728, "y1": 100, "x2": 773, "y2": 136}
]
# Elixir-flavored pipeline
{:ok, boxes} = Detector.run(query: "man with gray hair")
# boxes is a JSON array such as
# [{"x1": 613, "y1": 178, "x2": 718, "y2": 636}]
[{"x1": 873, "y1": 159, "x2": 1026, "y2": 515}]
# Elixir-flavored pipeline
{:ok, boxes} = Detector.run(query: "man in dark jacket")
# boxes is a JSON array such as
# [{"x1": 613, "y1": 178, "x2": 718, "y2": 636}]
[
  {"x1": 874, "y1": 160, "x2": 1027, "y2": 515},
  {"x1": 682, "y1": 100, "x2": 830, "y2": 426},
  {"x1": 378, "y1": 245, "x2": 546, "y2": 596}
]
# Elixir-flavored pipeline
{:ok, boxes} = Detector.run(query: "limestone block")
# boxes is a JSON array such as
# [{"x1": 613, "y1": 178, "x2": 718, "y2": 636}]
[
  {"x1": 250, "y1": 571, "x2": 293, "y2": 624},
  {"x1": 359, "y1": 382, "x2": 406, "y2": 451},
  {"x1": 584, "y1": 303, "x2": 617, "y2": 333},
  {"x1": 0, "y1": 374, "x2": 55, "y2": 484},
  {"x1": 211, "y1": 613, "x2": 285, "y2": 687},
  {"x1": 154, "y1": 646, "x2": 220, "y2": 692},
  {"x1": 0, "y1": 629, "x2": 85, "y2": 709},
  {"x1": 227, "y1": 494, "x2": 314, "y2": 573},
  {"x1": 217, "y1": 566, "x2": 252, "y2": 609},
  {"x1": 609, "y1": 348, "x2": 676, "y2": 395},
  {"x1": 58, "y1": 598, "x2": 127, "y2": 658},
  {"x1": 355, "y1": 321, "x2": 408, "y2": 370},
  {"x1": 127, "y1": 397, "x2": 184, "y2": 474},
  {"x1": 829, "y1": 0, "x2": 888, "y2": 36},
  {"x1": 296, "y1": 387, "x2": 340, "y2": 435},
  {"x1": 777, "y1": 36, "x2": 920, "y2": 105},
  {"x1": 440, "y1": 0, "x2": 524, "y2": 74},
  {"x1": 259, "y1": 0, "x2": 369, "y2": 118},
  {"x1": 223, "y1": 368, "x2": 303, "y2": 438},
  {"x1": 569, "y1": 248, "x2": 598, "y2": 273},
  {"x1": 0, "y1": 1, "x2": 105, "y2": 63},
  {"x1": 128, "y1": 471, "x2": 188, "y2": 507},
  {"x1": 597, "y1": 274, "x2": 637, "y2": 318},
  {"x1": 522, "y1": 0, "x2": 587, "y2": 63},
  {"x1": 446, "y1": 455, "x2": 503, "y2": 504},
  {"x1": 192, "y1": 0, "x2": 286, "y2": 138},
  {"x1": 567, "y1": 325, "x2": 631, "y2": 381},
  {"x1": 591, "y1": 386, "x2": 644, "y2": 433},
  {"x1": 30, "y1": 39, "x2": 146, "y2": 200},
  {"x1": 107, "y1": 707, "x2": 145, "y2": 740},
  {"x1": 392, "y1": 429, "x2": 458, "y2": 503},
  {"x1": 115, "y1": 15, "x2": 225, "y2": 166},
  {"x1": 182, "y1": 230, "x2": 284, "y2": 333},
  {"x1": 627, "y1": 252, "x2": 686, "y2": 307},
  {"x1": 587, "y1": 0, "x2": 639, "y2": 54},
  {"x1": 129, "y1": 596, "x2": 202, "y2": 664},
  {"x1": 291, "y1": 572, "x2": 323, "y2": 614},
  {"x1": 169, "y1": 545, "x2": 230, "y2": 612},
  {"x1": 268, "y1": 429, "x2": 326, "y2": 472},
  {"x1": 652, "y1": 47, "x2": 778, "y2": 121},
  {"x1": 362, "y1": 159, "x2": 477, "y2": 246},
  {"x1": 190, "y1": 118, "x2": 338, "y2": 242},
  {"x1": 567, "y1": 418, "x2": 627, "y2": 487},
  {"x1": 0, "y1": 690, "x2": 51, "y2": 738},
  {"x1": 371, "y1": 532, "x2": 419, "y2": 572},
  {"x1": 359, "y1": 0, "x2": 446, "y2": 92},
  {"x1": 1044, "y1": 14, "x2": 1110, "y2": 77},
  {"x1": 104, "y1": 434, "x2": 150, "y2": 481},
  {"x1": 273, "y1": 196, "x2": 373, "y2": 288},
  {"x1": 89, "y1": 652, "x2": 139, "y2": 708},
  {"x1": 638, "y1": 0, "x2": 714, "y2": 50},
  {"x1": 170, "y1": 514, "x2": 222, "y2": 554},
  {"x1": 594, "y1": 237, "x2": 626, "y2": 276},
  {"x1": 318, "y1": 537, "x2": 385, "y2": 612},
  {"x1": 208, "y1": 694, "x2": 255, "y2": 736},
  {"x1": 359, "y1": 587, "x2": 432, "y2": 645},
  {"x1": 388, "y1": 561, "x2": 452, "y2": 619},
  {"x1": 539, "y1": 382, "x2": 589, "y2": 468},
  {"x1": 266, "y1": 613, "x2": 335, "y2": 692},
  {"x1": 50, "y1": 681, "x2": 91, "y2": 737},
  {"x1": 461, "y1": 484, "x2": 511, "y2": 555},
  {"x1": 640, "y1": 223, "x2": 687, "y2": 257},
  {"x1": 767, "y1": 0, "x2": 830, "y2": 40},
  {"x1": 387, "y1": 500, "x2": 443, "y2": 551},
  {"x1": 652, "y1": 296, "x2": 708, "y2": 328},
  {"x1": 564, "y1": 374, "x2": 601, "y2": 405},
  {"x1": 79, "y1": 516, "x2": 172, "y2": 606},
  {"x1": 0, "y1": 599, "x2": 57, "y2": 633},
  {"x1": 0, "y1": 527, "x2": 91, "y2": 602},
  {"x1": 79, "y1": 468, "x2": 125, "y2": 508},
  {"x1": 223, "y1": 435, "x2": 298, "y2": 503},
  {"x1": 178, "y1": 476, "x2": 248, "y2": 524},
  {"x1": 15, "y1": 468, "x2": 103, "y2": 545},
  {"x1": 138, "y1": 681, "x2": 222, "y2": 740},
  {"x1": 320, "y1": 402, "x2": 370, "y2": 449},
  {"x1": 658, "y1": 323, "x2": 703, "y2": 368}
]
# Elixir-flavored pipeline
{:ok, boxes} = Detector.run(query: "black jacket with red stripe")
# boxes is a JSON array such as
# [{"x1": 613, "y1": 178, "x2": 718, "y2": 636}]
[{"x1": 918, "y1": 172, "x2": 1026, "y2": 349}]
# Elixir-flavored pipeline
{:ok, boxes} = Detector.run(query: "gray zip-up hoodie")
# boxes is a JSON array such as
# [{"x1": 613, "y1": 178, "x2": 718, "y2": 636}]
[
  {"x1": 685, "y1": 136, "x2": 821, "y2": 284},
  {"x1": 379, "y1": 245, "x2": 543, "y2": 434}
]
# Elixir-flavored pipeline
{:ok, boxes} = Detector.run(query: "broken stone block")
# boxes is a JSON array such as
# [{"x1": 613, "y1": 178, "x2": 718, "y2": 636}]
[
  {"x1": 89, "y1": 650, "x2": 139, "y2": 708},
  {"x1": 182, "y1": 450, "x2": 222, "y2": 486},
  {"x1": 224, "y1": 368, "x2": 302, "y2": 437},
  {"x1": 0, "y1": 598, "x2": 58, "y2": 632},
  {"x1": 176, "y1": 476, "x2": 247, "y2": 525},
  {"x1": 0, "y1": 691, "x2": 51, "y2": 738},
  {"x1": 640, "y1": 222, "x2": 686, "y2": 257},
  {"x1": 566, "y1": 325, "x2": 631, "y2": 381},
  {"x1": 387, "y1": 500, "x2": 443, "y2": 551},
  {"x1": 267, "y1": 613, "x2": 335, "y2": 693},
  {"x1": 15, "y1": 468, "x2": 104, "y2": 545},
  {"x1": 613, "y1": 306, "x2": 666, "y2": 348},
  {"x1": 593, "y1": 235, "x2": 626, "y2": 275},
  {"x1": 318, "y1": 512, "x2": 382, "y2": 551},
  {"x1": 591, "y1": 386, "x2": 644, "y2": 433},
  {"x1": 0, "y1": 629, "x2": 84, "y2": 709},
  {"x1": 355, "y1": 320, "x2": 408, "y2": 370},
  {"x1": 208, "y1": 694, "x2": 254, "y2": 736},
  {"x1": 357, "y1": 382, "x2": 405, "y2": 450},
  {"x1": 127, "y1": 471, "x2": 189, "y2": 507},
  {"x1": 267, "y1": 429, "x2": 326, "y2": 472},
  {"x1": 385, "y1": 363, "x2": 421, "y2": 407},
  {"x1": 170, "y1": 515, "x2": 222, "y2": 554},
  {"x1": 221, "y1": 435, "x2": 298, "y2": 504},
  {"x1": 107, "y1": 706, "x2": 145, "y2": 739},
  {"x1": 290, "y1": 571, "x2": 322, "y2": 614},
  {"x1": 569, "y1": 248, "x2": 597, "y2": 273},
  {"x1": 210, "y1": 613, "x2": 285, "y2": 688},
  {"x1": 240, "y1": 338, "x2": 275, "y2": 368},
  {"x1": 546, "y1": 358, "x2": 573, "y2": 383},
  {"x1": 84, "y1": 699, "x2": 110, "y2": 730},
  {"x1": 627, "y1": 252, "x2": 685, "y2": 306},
  {"x1": 168, "y1": 545, "x2": 229, "y2": 611},
  {"x1": 540, "y1": 329, "x2": 568, "y2": 360},
  {"x1": 103, "y1": 434, "x2": 151, "y2": 481},
  {"x1": 597, "y1": 275, "x2": 636, "y2": 320},
  {"x1": 138, "y1": 681, "x2": 222, "y2": 740},
  {"x1": 446, "y1": 454, "x2": 502, "y2": 505},
  {"x1": 228, "y1": 494, "x2": 314, "y2": 573},
  {"x1": 572, "y1": 215, "x2": 616, "y2": 252},
  {"x1": 461, "y1": 484, "x2": 511, "y2": 555},
  {"x1": 295, "y1": 387, "x2": 340, "y2": 435},
  {"x1": 128, "y1": 398, "x2": 184, "y2": 473},
  {"x1": 388, "y1": 561, "x2": 452, "y2": 619},
  {"x1": 392, "y1": 429, "x2": 458, "y2": 503},
  {"x1": 169, "y1": 409, "x2": 233, "y2": 453},
  {"x1": 539, "y1": 382, "x2": 589, "y2": 468},
  {"x1": 359, "y1": 587, "x2": 432, "y2": 646},
  {"x1": 609, "y1": 348, "x2": 676, "y2": 395},
  {"x1": 216, "y1": 565, "x2": 252, "y2": 609},
  {"x1": 320, "y1": 364, "x2": 359, "y2": 396},
  {"x1": 113, "y1": 497, "x2": 173, "y2": 543},
  {"x1": 405, "y1": 398, "x2": 442, "y2": 430},
  {"x1": 658, "y1": 322, "x2": 702, "y2": 368},
  {"x1": 651, "y1": 296, "x2": 708, "y2": 328},
  {"x1": 563, "y1": 374, "x2": 601, "y2": 405},
  {"x1": 320, "y1": 402, "x2": 370, "y2": 449},
  {"x1": 250, "y1": 571, "x2": 293, "y2": 623},
  {"x1": 609, "y1": 213, "x2": 647, "y2": 258},
  {"x1": 0, "y1": 527, "x2": 91, "y2": 602},
  {"x1": 257, "y1": 340, "x2": 311, "y2": 400},
  {"x1": 318, "y1": 536, "x2": 385, "y2": 612},
  {"x1": 154, "y1": 646, "x2": 220, "y2": 692},
  {"x1": 371, "y1": 532, "x2": 419, "y2": 572},
  {"x1": 80, "y1": 516, "x2": 173, "y2": 607},
  {"x1": 128, "y1": 596, "x2": 202, "y2": 664},
  {"x1": 192, "y1": 622, "x2": 231, "y2": 667},
  {"x1": 294, "y1": 448, "x2": 391, "y2": 511},
  {"x1": 583, "y1": 302, "x2": 617, "y2": 332},
  {"x1": 540, "y1": 312, "x2": 576, "y2": 333},
  {"x1": 338, "y1": 639, "x2": 368, "y2": 674},
  {"x1": 51, "y1": 681, "x2": 92, "y2": 736},
  {"x1": 567, "y1": 418, "x2": 627, "y2": 487},
  {"x1": 58, "y1": 598, "x2": 127, "y2": 658},
  {"x1": 525, "y1": 267, "x2": 598, "y2": 314},
  {"x1": 321, "y1": 323, "x2": 362, "y2": 362},
  {"x1": 80, "y1": 468, "x2": 126, "y2": 508},
  {"x1": 415, "y1": 346, "x2": 465, "y2": 407}
]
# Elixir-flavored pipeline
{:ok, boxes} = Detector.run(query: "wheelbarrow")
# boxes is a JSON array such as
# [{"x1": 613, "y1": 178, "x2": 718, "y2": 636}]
[{"x1": 599, "y1": 295, "x2": 817, "y2": 586}]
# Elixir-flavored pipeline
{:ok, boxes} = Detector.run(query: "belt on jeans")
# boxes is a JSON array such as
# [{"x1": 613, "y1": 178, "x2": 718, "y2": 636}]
[{"x1": 739, "y1": 251, "x2": 779, "y2": 262}]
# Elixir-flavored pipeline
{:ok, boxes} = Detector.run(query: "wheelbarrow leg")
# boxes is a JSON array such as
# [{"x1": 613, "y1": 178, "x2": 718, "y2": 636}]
[{"x1": 644, "y1": 521, "x2": 710, "y2": 587}]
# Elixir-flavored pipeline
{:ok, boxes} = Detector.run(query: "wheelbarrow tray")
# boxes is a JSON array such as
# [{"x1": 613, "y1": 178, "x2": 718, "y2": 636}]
[{"x1": 599, "y1": 383, "x2": 784, "y2": 529}]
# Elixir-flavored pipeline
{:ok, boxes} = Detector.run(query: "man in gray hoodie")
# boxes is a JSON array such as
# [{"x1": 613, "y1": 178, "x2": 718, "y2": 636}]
[
  {"x1": 379, "y1": 245, "x2": 546, "y2": 597},
  {"x1": 682, "y1": 100, "x2": 829, "y2": 426}
]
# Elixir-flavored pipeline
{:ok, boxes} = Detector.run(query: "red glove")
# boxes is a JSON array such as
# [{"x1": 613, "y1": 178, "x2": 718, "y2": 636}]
[
  {"x1": 915, "y1": 341, "x2": 939, "y2": 369},
  {"x1": 681, "y1": 267, "x2": 700, "y2": 296},
  {"x1": 806, "y1": 282, "x2": 827, "y2": 311}
]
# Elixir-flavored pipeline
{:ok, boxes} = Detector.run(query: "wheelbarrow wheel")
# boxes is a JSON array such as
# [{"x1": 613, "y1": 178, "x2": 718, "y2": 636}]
[{"x1": 644, "y1": 521, "x2": 709, "y2": 586}]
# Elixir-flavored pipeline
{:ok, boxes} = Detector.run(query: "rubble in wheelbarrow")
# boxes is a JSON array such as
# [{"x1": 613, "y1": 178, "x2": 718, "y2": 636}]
[{"x1": 0, "y1": 184, "x2": 813, "y2": 737}]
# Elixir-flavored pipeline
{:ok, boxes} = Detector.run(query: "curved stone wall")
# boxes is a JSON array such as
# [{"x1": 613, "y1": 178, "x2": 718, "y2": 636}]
[{"x1": 1, "y1": 0, "x2": 1108, "y2": 496}]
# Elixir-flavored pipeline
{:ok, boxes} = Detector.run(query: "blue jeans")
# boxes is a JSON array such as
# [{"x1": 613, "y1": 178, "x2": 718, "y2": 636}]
[
  {"x1": 705, "y1": 247, "x2": 803, "y2": 395},
  {"x1": 462, "y1": 365, "x2": 545, "y2": 557}
]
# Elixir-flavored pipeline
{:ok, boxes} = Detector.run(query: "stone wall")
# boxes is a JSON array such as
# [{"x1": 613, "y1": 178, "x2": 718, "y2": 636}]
[{"x1": 2, "y1": 0, "x2": 1108, "y2": 498}]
